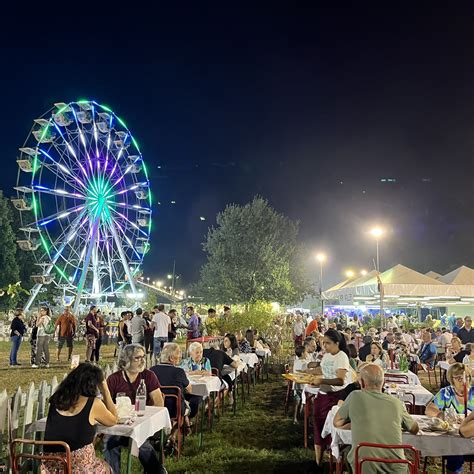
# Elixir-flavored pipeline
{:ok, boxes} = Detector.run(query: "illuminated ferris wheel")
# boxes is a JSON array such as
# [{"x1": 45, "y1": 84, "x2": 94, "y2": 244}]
[{"x1": 13, "y1": 100, "x2": 152, "y2": 312}]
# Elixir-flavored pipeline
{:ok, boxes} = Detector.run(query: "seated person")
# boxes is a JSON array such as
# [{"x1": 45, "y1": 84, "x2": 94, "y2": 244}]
[
  {"x1": 204, "y1": 341, "x2": 240, "y2": 404},
  {"x1": 104, "y1": 344, "x2": 165, "y2": 474},
  {"x1": 180, "y1": 342, "x2": 212, "y2": 374},
  {"x1": 222, "y1": 333, "x2": 240, "y2": 358},
  {"x1": 426, "y1": 363, "x2": 474, "y2": 474},
  {"x1": 357, "y1": 335, "x2": 372, "y2": 362},
  {"x1": 334, "y1": 364, "x2": 418, "y2": 473},
  {"x1": 346, "y1": 343, "x2": 358, "y2": 371},
  {"x1": 418, "y1": 331, "x2": 437, "y2": 369},
  {"x1": 365, "y1": 341, "x2": 389, "y2": 369},
  {"x1": 43, "y1": 363, "x2": 117, "y2": 473},
  {"x1": 150, "y1": 343, "x2": 201, "y2": 443},
  {"x1": 239, "y1": 329, "x2": 257, "y2": 354},
  {"x1": 447, "y1": 336, "x2": 467, "y2": 363}
]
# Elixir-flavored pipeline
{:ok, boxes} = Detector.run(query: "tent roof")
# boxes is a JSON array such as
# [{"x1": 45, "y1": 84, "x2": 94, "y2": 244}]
[
  {"x1": 361, "y1": 264, "x2": 444, "y2": 286},
  {"x1": 425, "y1": 271, "x2": 441, "y2": 279},
  {"x1": 439, "y1": 266, "x2": 474, "y2": 285}
]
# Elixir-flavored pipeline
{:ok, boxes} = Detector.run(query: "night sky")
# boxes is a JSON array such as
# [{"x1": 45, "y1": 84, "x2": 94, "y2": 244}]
[{"x1": 0, "y1": 5, "x2": 473, "y2": 290}]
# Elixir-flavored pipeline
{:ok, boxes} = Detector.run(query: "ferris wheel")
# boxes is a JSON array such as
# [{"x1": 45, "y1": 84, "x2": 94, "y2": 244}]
[{"x1": 13, "y1": 100, "x2": 152, "y2": 313}]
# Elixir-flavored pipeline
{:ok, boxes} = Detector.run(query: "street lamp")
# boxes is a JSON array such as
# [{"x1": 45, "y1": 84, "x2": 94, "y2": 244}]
[
  {"x1": 369, "y1": 226, "x2": 384, "y2": 272},
  {"x1": 157, "y1": 281, "x2": 163, "y2": 288},
  {"x1": 345, "y1": 270, "x2": 355, "y2": 278},
  {"x1": 360, "y1": 269, "x2": 368, "y2": 276},
  {"x1": 315, "y1": 253, "x2": 326, "y2": 315}
]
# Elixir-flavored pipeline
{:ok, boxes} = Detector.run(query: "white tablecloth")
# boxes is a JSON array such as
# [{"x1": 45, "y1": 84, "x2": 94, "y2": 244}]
[
  {"x1": 256, "y1": 348, "x2": 271, "y2": 357},
  {"x1": 322, "y1": 407, "x2": 474, "y2": 459},
  {"x1": 28, "y1": 406, "x2": 171, "y2": 457},
  {"x1": 386, "y1": 384, "x2": 433, "y2": 406},
  {"x1": 188, "y1": 374, "x2": 222, "y2": 397},
  {"x1": 240, "y1": 353, "x2": 260, "y2": 368}
]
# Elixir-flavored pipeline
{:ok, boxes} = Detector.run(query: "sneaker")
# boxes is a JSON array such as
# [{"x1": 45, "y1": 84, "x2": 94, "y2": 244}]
[
  {"x1": 31, "y1": 364, "x2": 39, "y2": 368},
  {"x1": 45, "y1": 364, "x2": 50, "y2": 368}
]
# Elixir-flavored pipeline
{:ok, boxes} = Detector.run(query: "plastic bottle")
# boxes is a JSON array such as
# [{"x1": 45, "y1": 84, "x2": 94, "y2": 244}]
[{"x1": 135, "y1": 380, "x2": 147, "y2": 416}]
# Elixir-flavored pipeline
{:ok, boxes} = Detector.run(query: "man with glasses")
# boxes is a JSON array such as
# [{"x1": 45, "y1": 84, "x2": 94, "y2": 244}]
[
  {"x1": 457, "y1": 317, "x2": 474, "y2": 345},
  {"x1": 104, "y1": 344, "x2": 165, "y2": 473}
]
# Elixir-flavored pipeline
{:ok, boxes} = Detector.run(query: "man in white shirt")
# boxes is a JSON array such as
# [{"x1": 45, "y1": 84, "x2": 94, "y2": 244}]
[{"x1": 152, "y1": 304, "x2": 171, "y2": 362}]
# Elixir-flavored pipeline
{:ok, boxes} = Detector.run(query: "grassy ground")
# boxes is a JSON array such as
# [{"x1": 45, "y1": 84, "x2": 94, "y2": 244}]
[{"x1": 0, "y1": 341, "x2": 466, "y2": 473}]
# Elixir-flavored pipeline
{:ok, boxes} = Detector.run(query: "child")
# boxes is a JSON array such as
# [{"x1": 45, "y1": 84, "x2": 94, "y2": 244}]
[{"x1": 292, "y1": 344, "x2": 308, "y2": 423}]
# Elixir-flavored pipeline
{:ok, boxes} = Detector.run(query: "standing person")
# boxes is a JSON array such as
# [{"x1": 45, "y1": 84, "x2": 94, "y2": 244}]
[
  {"x1": 334, "y1": 364, "x2": 419, "y2": 473},
  {"x1": 293, "y1": 313, "x2": 305, "y2": 347},
  {"x1": 457, "y1": 316, "x2": 474, "y2": 345},
  {"x1": 185, "y1": 306, "x2": 200, "y2": 340},
  {"x1": 91, "y1": 309, "x2": 106, "y2": 363},
  {"x1": 167, "y1": 309, "x2": 178, "y2": 342},
  {"x1": 42, "y1": 363, "x2": 117, "y2": 473},
  {"x1": 152, "y1": 304, "x2": 171, "y2": 361},
  {"x1": 309, "y1": 329, "x2": 352, "y2": 466},
  {"x1": 9, "y1": 308, "x2": 26, "y2": 367},
  {"x1": 131, "y1": 307, "x2": 147, "y2": 345},
  {"x1": 29, "y1": 312, "x2": 40, "y2": 367},
  {"x1": 117, "y1": 311, "x2": 132, "y2": 359},
  {"x1": 55, "y1": 306, "x2": 77, "y2": 362},
  {"x1": 33, "y1": 306, "x2": 51, "y2": 368},
  {"x1": 104, "y1": 344, "x2": 165, "y2": 474},
  {"x1": 85, "y1": 305, "x2": 99, "y2": 362},
  {"x1": 143, "y1": 311, "x2": 154, "y2": 358}
]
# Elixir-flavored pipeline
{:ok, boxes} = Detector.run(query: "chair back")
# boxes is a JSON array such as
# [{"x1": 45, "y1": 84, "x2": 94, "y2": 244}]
[
  {"x1": 160, "y1": 385, "x2": 183, "y2": 421},
  {"x1": 11, "y1": 439, "x2": 72, "y2": 474},
  {"x1": 355, "y1": 442, "x2": 419, "y2": 474},
  {"x1": 385, "y1": 374, "x2": 409, "y2": 384}
]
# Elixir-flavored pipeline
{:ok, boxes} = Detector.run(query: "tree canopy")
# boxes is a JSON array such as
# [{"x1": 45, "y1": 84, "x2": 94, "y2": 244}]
[{"x1": 196, "y1": 197, "x2": 314, "y2": 304}]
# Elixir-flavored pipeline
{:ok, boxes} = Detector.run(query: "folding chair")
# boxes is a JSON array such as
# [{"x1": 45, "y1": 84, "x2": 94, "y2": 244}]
[
  {"x1": 385, "y1": 374, "x2": 409, "y2": 384},
  {"x1": 355, "y1": 442, "x2": 419, "y2": 474},
  {"x1": 160, "y1": 385, "x2": 184, "y2": 459}
]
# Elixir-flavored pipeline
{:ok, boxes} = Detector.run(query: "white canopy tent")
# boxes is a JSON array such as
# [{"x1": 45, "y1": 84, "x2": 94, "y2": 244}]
[{"x1": 324, "y1": 264, "x2": 474, "y2": 307}]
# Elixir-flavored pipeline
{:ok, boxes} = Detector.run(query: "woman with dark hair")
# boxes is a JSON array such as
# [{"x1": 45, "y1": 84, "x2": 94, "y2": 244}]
[
  {"x1": 222, "y1": 333, "x2": 239, "y2": 358},
  {"x1": 346, "y1": 343, "x2": 358, "y2": 370},
  {"x1": 309, "y1": 329, "x2": 352, "y2": 466},
  {"x1": 239, "y1": 329, "x2": 256, "y2": 354},
  {"x1": 9, "y1": 308, "x2": 26, "y2": 367},
  {"x1": 366, "y1": 341, "x2": 389, "y2": 369},
  {"x1": 42, "y1": 363, "x2": 117, "y2": 473}
]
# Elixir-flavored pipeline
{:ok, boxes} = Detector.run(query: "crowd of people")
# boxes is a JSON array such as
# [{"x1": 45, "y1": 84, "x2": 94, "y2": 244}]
[
  {"x1": 7, "y1": 303, "x2": 271, "y2": 473},
  {"x1": 288, "y1": 310, "x2": 474, "y2": 472}
]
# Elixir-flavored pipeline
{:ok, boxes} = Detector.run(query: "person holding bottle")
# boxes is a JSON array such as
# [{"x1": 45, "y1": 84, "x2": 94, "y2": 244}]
[{"x1": 104, "y1": 344, "x2": 165, "y2": 474}]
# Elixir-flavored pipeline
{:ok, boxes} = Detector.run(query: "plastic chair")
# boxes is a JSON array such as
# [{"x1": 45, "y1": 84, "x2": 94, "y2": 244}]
[
  {"x1": 402, "y1": 392, "x2": 416, "y2": 414},
  {"x1": 11, "y1": 439, "x2": 72, "y2": 474},
  {"x1": 355, "y1": 442, "x2": 419, "y2": 474},
  {"x1": 160, "y1": 385, "x2": 184, "y2": 459}
]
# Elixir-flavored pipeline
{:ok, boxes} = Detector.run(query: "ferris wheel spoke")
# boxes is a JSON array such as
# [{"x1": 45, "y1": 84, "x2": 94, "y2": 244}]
[
  {"x1": 32, "y1": 185, "x2": 85, "y2": 201},
  {"x1": 109, "y1": 207, "x2": 148, "y2": 238},
  {"x1": 37, "y1": 148, "x2": 87, "y2": 193},
  {"x1": 33, "y1": 203, "x2": 86, "y2": 227},
  {"x1": 106, "y1": 219, "x2": 138, "y2": 294}
]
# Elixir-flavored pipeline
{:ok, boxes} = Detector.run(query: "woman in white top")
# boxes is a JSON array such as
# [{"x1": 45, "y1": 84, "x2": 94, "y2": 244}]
[
  {"x1": 309, "y1": 329, "x2": 351, "y2": 465},
  {"x1": 33, "y1": 306, "x2": 51, "y2": 368}
]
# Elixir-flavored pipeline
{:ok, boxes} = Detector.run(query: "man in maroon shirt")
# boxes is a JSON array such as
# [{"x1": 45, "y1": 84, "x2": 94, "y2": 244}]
[{"x1": 104, "y1": 343, "x2": 165, "y2": 473}]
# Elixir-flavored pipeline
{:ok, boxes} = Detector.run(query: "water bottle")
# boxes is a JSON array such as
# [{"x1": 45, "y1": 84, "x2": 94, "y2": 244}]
[{"x1": 135, "y1": 379, "x2": 147, "y2": 416}]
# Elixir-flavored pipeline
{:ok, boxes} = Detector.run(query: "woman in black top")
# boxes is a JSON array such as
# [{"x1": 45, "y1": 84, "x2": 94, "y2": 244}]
[
  {"x1": 9, "y1": 308, "x2": 26, "y2": 367},
  {"x1": 43, "y1": 363, "x2": 117, "y2": 473}
]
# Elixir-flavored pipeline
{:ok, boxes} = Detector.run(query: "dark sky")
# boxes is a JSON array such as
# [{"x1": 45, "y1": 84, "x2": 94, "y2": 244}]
[{"x1": 0, "y1": 5, "x2": 473, "y2": 290}]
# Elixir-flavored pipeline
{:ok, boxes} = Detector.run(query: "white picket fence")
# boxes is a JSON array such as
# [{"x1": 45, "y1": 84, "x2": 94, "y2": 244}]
[{"x1": 1, "y1": 363, "x2": 118, "y2": 471}]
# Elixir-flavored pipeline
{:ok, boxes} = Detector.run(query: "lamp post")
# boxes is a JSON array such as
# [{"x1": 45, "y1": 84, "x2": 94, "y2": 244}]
[
  {"x1": 369, "y1": 226, "x2": 385, "y2": 325},
  {"x1": 316, "y1": 253, "x2": 326, "y2": 315}
]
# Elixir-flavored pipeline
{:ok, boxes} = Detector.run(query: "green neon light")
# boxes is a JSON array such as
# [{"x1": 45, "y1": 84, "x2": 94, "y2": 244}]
[
  {"x1": 56, "y1": 104, "x2": 69, "y2": 115},
  {"x1": 86, "y1": 174, "x2": 114, "y2": 222},
  {"x1": 39, "y1": 124, "x2": 50, "y2": 142},
  {"x1": 142, "y1": 161, "x2": 148, "y2": 179},
  {"x1": 100, "y1": 104, "x2": 112, "y2": 113},
  {"x1": 132, "y1": 137, "x2": 140, "y2": 151},
  {"x1": 32, "y1": 195, "x2": 38, "y2": 217},
  {"x1": 117, "y1": 116, "x2": 127, "y2": 128},
  {"x1": 76, "y1": 99, "x2": 90, "y2": 104},
  {"x1": 54, "y1": 265, "x2": 68, "y2": 281},
  {"x1": 39, "y1": 233, "x2": 50, "y2": 254}
]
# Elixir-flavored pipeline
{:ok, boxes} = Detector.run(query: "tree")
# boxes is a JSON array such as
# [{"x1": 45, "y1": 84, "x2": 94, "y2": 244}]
[
  {"x1": 196, "y1": 196, "x2": 314, "y2": 305},
  {"x1": 0, "y1": 191, "x2": 20, "y2": 309}
]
